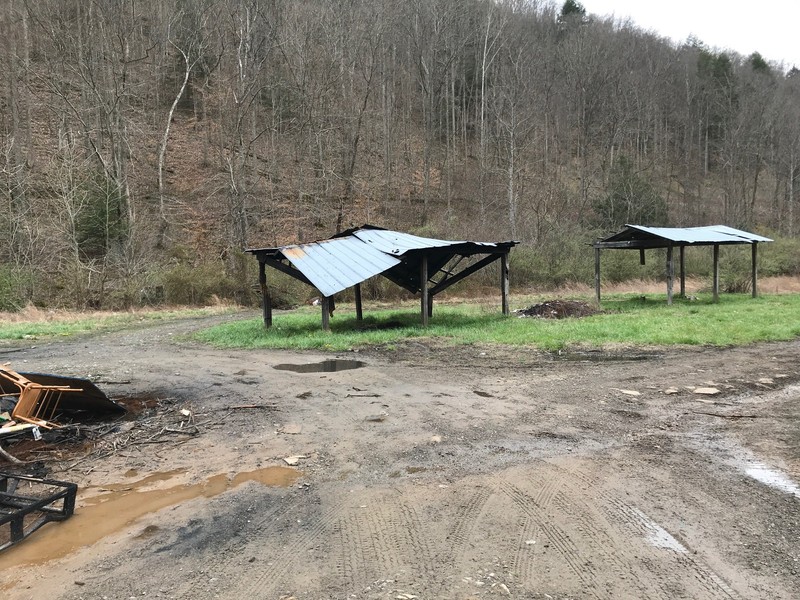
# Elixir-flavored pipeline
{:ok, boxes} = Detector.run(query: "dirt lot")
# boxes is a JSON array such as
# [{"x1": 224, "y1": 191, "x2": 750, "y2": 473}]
[{"x1": 0, "y1": 311, "x2": 798, "y2": 600}]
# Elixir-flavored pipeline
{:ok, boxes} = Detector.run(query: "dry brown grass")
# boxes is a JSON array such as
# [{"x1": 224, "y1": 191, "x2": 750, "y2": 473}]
[{"x1": 0, "y1": 304, "x2": 236, "y2": 325}]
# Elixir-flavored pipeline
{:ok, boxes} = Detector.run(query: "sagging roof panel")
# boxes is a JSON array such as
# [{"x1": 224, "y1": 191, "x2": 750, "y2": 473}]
[
  {"x1": 248, "y1": 225, "x2": 518, "y2": 297},
  {"x1": 274, "y1": 237, "x2": 402, "y2": 297},
  {"x1": 351, "y1": 227, "x2": 503, "y2": 256},
  {"x1": 598, "y1": 225, "x2": 773, "y2": 247}
]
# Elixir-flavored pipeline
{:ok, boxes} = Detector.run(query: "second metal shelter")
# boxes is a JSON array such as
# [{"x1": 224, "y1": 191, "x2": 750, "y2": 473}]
[
  {"x1": 247, "y1": 225, "x2": 519, "y2": 329},
  {"x1": 593, "y1": 225, "x2": 772, "y2": 304}
]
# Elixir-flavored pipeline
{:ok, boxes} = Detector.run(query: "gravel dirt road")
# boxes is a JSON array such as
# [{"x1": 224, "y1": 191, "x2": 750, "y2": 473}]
[{"x1": 0, "y1": 312, "x2": 798, "y2": 599}]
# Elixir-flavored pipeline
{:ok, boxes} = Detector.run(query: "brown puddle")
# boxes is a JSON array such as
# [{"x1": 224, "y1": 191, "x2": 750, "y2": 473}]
[{"x1": 0, "y1": 466, "x2": 301, "y2": 569}]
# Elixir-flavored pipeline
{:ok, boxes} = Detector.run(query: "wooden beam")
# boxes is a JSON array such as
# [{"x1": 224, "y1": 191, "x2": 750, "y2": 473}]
[
  {"x1": 429, "y1": 254, "x2": 500, "y2": 296},
  {"x1": 594, "y1": 247, "x2": 601, "y2": 304},
  {"x1": 666, "y1": 246, "x2": 674, "y2": 305},
  {"x1": 500, "y1": 252, "x2": 510, "y2": 316},
  {"x1": 712, "y1": 244, "x2": 720, "y2": 303},
  {"x1": 751, "y1": 242, "x2": 758, "y2": 298},
  {"x1": 354, "y1": 283, "x2": 363, "y2": 321},
  {"x1": 679, "y1": 245, "x2": 686, "y2": 298},
  {"x1": 321, "y1": 296, "x2": 331, "y2": 331},
  {"x1": 258, "y1": 261, "x2": 272, "y2": 328},
  {"x1": 639, "y1": 248, "x2": 646, "y2": 266},
  {"x1": 420, "y1": 255, "x2": 429, "y2": 327}
]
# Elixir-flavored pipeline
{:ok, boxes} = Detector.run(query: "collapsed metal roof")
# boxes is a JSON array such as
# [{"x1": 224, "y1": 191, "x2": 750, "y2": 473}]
[
  {"x1": 595, "y1": 224, "x2": 773, "y2": 248},
  {"x1": 247, "y1": 225, "x2": 518, "y2": 297}
]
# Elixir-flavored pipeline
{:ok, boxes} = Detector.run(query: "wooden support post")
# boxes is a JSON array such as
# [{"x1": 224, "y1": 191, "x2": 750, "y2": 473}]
[
  {"x1": 679, "y1": 245, "x2": 686, "y2": 298},
  {"x1": 259, "y1": 261, "x2": 272, "y2": 328},
  {"x1": 354, "y1": 283, "x2": 363, "y2": 321},
  {"x1": 500, "y1": 251, "x2": 510, "y2": 316},
  {"x1": 751, "y1": 242, "x2": 758, "y2": 298},
  {"x1": 639, "y1": 248, "x2": 646, "y2": 266},
  {"x1": 666, "y1": 246, "x2": 674, "y2": 305},
  {"x1": 321, "y1": 296, "x2": 331, "y2": 331},
  {"x1": 420, "y1": 255, "x2": 429, "y2": 327},
  {"x1": 712, "y1": 244, "x2": 720, "y2": 303},
  {"x1": 594, "y1": 247, "x2": 601, "y2": 304}
]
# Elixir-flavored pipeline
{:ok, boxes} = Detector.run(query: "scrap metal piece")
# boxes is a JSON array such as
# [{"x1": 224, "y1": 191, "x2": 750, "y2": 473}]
[
  {"x1": 0, "y1": 367, "x2": 125, "y2": 430},
  {"x1": 0, "y1": 473, "x2": 78, "y2": 552}
]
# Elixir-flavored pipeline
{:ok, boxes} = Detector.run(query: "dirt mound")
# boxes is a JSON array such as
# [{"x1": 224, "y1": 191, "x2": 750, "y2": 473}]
[{"x1": 515, "y1": 299, "x2": 600, "y2": 319}]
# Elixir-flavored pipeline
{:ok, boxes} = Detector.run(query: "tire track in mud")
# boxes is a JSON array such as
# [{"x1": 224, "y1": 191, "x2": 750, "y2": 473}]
[
  {"x1": 171, "y1": 499, "x2": 295, "y2": 600},
  {"x1": 562, "y1": 463, "x2": 743, "y2": 600},
  {"x1": 444, "y1": 485, "x2": 492, "y2": 566},
  {"x1": 218, "y1": 504, "x2": 343, "y2": 599},
  {"x1": 332, "y1": 498, "x2": 436, "y2": 591},
  {"x1": 497, "y1": 477, "x2": 602, "y2": 599},
  {"x1": 507, "y1": 463, "x2": 565, "y2": 587}
]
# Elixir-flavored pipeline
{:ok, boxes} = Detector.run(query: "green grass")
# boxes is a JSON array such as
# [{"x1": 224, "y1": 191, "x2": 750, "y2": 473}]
[
  {"x1": 0, "y1": 306, "x2": 238, "y2": 341},
  {"x1": 194, "y1": 293, "x2": 800, "y2": 351}
]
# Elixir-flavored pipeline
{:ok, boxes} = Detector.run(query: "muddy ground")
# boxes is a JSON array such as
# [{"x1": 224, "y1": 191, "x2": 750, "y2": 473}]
[{"x1": 0, "y1": 311, "x2": 798, "y2": 600}]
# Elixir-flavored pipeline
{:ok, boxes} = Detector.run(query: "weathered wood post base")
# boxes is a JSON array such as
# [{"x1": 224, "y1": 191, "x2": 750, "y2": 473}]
[
  {"x1": 259, "y1": 261, "x2": 272, "y2": 328},
  {"x1": 420, "y1": 255, "x2": 429, "y2": 327},
  {"x1": 501, "y1": 251, "x2": 510, "y2": 316},
  {"x1": 666, "y1": 246, "x2": 674, "y2": 305},
  {"x1": 354, "y1": 283, "x2": 363, "y2": 321},
  {"x1": 594, "y1": 247, "x2": 601, "y2": 304}
]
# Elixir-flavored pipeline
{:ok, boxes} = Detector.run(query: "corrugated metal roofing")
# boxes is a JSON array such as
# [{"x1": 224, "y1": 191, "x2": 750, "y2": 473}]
[
  {"x1": 271, "y1": 237, "x2": 401, "y2": 297},
  {"x1": 351, "y1": 228, "x2": 497, "y2": 255},
  {"x1": 626, "y1": 225, "x2": 772, "y2": 244},
  {"x1": 598, "y1": 224, "x2": 772, "y2": 246},
  {"x1": 247, "y1": 226, "x2": 517, "y2": 296}
]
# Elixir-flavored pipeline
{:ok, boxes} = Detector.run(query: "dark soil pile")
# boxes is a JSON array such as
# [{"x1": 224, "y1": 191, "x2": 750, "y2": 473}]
[{"x1": 515, "y1": 299, "x2": 600, "y2": 319}]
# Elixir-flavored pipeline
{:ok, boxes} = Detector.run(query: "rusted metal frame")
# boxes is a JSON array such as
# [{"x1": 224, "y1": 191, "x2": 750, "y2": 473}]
[
  {"x1": 666, "y1": 245, "x2": 674, "y2": 305},
  {"x1": 260, "y1": 256, "x2": 313, "y2": 287},
  {"x1": 593, "y1": 240, "x2": 670, "y2": 250},
  {"x1": 431, "y1": 255, "x2": 465, "y2": 288},
  {"x1": 0, "y1": 474, "x2": 78, "y2": 552},
  {"x1": 751, "y1": 242, "x2": 758, "y2": 298},
  {"x1": 429, "y1": 253, "x2": 502, "y2": 296},
  {"x1": 712, "y1": 244, "x2": 720, "y2": 303},
  {"x1": 259, "y1": 261, "x2": 272, "y2": 328}
]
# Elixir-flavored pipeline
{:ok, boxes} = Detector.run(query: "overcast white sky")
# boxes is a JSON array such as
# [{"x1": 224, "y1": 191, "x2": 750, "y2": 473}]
[{"x1": 580, "y1": 1, "x2": 800, "y2": 70}]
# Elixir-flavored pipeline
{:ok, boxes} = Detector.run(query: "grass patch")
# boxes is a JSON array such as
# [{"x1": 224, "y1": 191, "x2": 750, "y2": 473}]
[
  {"x1": 0, "y1": 306, "x2": 239, "y2": 341},
  {"x1": 195, "y1": 293, "x2": 800, "y2": 351}
]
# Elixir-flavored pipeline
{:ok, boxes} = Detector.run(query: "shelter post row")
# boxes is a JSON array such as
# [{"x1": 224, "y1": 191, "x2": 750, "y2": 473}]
[
  {"x1": 247, "y1": 225, "x2": 519, "y2": 330},
  {"x1": 593, "y1": 225, "x2": 772, "y2": 305}
]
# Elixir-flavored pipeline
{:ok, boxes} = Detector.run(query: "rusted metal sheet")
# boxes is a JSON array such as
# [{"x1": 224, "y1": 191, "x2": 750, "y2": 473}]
[{"x1": 0, "y1": 473, "x2": 77, "y2": 552}]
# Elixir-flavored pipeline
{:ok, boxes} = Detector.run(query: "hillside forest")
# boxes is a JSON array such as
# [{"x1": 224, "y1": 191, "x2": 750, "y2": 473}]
[{"x1": 2, "y1": 0, "x2": 800, "y2": 310}]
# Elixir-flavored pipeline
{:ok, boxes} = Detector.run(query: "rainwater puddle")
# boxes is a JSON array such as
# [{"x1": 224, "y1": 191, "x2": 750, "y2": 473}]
[
  {"x1": 274, "y1": 359, "x2": 365, "y2": 373},
  {"x1": 0, "y1": 466, "x2": 301, "y2": 569},
  {"x1": 745, "y1": 463, "x2": 800, "y2": 498}
]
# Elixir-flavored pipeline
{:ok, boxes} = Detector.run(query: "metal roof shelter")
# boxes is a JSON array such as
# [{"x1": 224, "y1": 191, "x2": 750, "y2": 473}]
[
  {"x1": 247, "y1": 225, "x2": 519, "y2": 330},
  {"x1": 592, "y1": 225, "x2": 773, "y2": 304}
]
